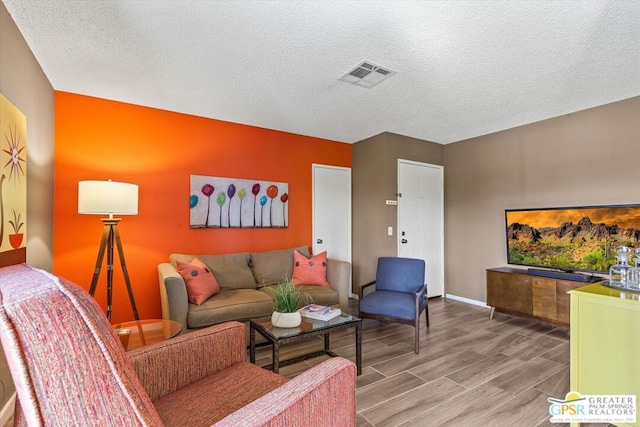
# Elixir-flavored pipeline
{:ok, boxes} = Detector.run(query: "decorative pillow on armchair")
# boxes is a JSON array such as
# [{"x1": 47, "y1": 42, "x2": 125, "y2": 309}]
[
  {"x1": 292, "y1": 250, "x2": 329, "y2": 287},
  {"x1": 176, "y1": 258, "x2": 220, "y2": 305}
]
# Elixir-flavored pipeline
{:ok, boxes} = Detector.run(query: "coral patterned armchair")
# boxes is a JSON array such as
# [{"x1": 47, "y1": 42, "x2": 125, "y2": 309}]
[{"x1": 0, "y1": 264, "x2": 356, "y2": 426}]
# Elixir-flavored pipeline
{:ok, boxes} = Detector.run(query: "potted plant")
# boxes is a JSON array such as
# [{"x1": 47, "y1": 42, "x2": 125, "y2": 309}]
[
  {"x1": 267, "y1": 277, "x2": 310, "y2": 328},
  {"x1": 8, "y1": 209, "x2": 24, "y2": 249}
]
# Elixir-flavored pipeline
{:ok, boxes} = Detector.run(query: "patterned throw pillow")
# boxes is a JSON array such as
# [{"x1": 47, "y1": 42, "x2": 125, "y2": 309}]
[
  {"x1": 176, "y1": 258, "x2": 220, "y2": 305},
  {"x1": 292, "y1": 250, "x2": 329, "y2": 287}
]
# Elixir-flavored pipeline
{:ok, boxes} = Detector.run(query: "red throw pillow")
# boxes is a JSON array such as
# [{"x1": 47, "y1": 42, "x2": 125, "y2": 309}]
[
  {"x1": 176, "y1": 258, "x2": 220, "y2": 305},
  {"x1": 292, "y1": 250, "x2": 329, "y2": 287}
]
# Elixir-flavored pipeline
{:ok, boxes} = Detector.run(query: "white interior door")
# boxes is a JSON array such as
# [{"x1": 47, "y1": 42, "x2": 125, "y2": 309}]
[
  {"x1": 312, "y1": 164, "x2": 352, "y2": 290},
  {"x1": 398, "y1": 160, "x2": 444, "y2": 297}
]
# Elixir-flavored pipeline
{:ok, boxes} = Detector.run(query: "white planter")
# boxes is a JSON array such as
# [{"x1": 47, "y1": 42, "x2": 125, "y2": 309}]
[{"x1": 271, "y1": 311, "x2": 301, "y2": 328}]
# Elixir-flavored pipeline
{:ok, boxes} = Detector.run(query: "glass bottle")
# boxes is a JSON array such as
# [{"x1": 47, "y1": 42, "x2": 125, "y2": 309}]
[
  {"x1": 609, "y1": 246, "x2": 631, "y2": 288},
  {"x1": 628, "y1": 248, "x2": 640, "y2": 291}
]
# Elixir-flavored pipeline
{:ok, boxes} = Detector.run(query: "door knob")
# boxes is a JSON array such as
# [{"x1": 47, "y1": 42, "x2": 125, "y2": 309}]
[
  {"x1": 401, "y1": 239, "x2": 408, "y2": 244},
  {"x1": 316, "y1": 239, "x2": 323, "y2": 244}
]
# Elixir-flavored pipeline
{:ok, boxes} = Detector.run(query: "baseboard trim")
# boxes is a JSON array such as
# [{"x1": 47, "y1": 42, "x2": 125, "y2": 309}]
[
  {"x1": 0, "y1": 393, "x2": 15, "y2": 426},
  {"x1": 445, "y1": 293, "x2": 489, "y2": 308}
]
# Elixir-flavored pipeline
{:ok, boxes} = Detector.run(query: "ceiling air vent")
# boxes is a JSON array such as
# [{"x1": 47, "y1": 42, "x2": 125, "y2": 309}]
[{"x1": 339, "y1": 61, "x2": 396, "y2": 88}]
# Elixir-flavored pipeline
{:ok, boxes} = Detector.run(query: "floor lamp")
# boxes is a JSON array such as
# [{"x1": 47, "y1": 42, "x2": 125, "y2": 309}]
[{"x1": 78, "y1": 180, "x2": 140, "y2": 321}]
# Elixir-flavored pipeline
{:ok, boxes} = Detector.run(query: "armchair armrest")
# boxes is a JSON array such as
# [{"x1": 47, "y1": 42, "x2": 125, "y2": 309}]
[
  {"x1": 412, "y1": 283, "x2": 427, "y2": 296},
  {"x1": 359, "y1": 280, "x2": 376, "y2": 300},
  {"x1": 214, "y1": 357, "x2": 356, "y2": 427},
  {"x1": 414, "y1": 283, "x2": 428, "y2": 312},
  {"x1": 129, "y1": 321, "x2": 246, "y2": 401},
  {"x1": 326, "y1": 258, "x2": 351, "y2": 308},
  {"x1": 158, "y1": 262, "x2": 189, "y2": 332}
]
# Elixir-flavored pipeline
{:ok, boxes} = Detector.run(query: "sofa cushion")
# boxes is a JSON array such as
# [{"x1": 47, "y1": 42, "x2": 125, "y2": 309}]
[
  {"x1": 250, "y1": 246, "x2": 310, "y2": 288},
  {"x1": 258, "y1": 284, "x2": 339, "y2": 308},
  {"x1": 187, "y1": 289, "x2": 275, "y2": 328},
  {"x1": 298, "y1": 285, "x2": 339, "y2": 306},
  {"x1": 154, "y1": 361, "x2": 288, "y2": 425},
  {"x1": 171, "y1": 253, "x2": 256, "y2": 290},
  {"x1": 292, "y1": 250, "x2": 329, "y2": 287}
]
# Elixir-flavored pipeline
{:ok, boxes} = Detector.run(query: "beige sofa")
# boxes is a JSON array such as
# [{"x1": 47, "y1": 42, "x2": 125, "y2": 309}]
[{"x1": 158, "y1": 246, "x2": 351, "y2": 332}]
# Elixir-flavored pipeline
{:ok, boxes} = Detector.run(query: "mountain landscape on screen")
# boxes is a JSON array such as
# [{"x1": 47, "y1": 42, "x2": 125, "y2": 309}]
[{"x1": 507, "y1": 216, "x2": 640, "y2": 272}]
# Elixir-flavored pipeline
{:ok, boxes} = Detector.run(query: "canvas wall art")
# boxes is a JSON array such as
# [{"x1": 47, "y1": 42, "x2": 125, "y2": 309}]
[
  {"x1": 190, "y1": 174, "x2": 288, "y2": 228},
  {"x1": 0, "y1": 93, "x2": 27, "y2": 266}
]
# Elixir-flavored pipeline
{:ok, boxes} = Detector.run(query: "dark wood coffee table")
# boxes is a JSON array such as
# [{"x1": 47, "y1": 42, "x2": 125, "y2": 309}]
[{"x1": 249, "y1": 314, "x2": 362, "y2": 375}]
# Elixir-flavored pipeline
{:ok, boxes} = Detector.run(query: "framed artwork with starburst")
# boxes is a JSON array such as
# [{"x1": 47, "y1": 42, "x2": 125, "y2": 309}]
[{"x1": 0, "y1": 93, "x2": 27, "y2": 266}]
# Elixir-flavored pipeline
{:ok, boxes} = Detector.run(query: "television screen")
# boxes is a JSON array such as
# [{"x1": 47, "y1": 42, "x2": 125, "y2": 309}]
[{"x1": 505, "y1": 205, "x2": 640, "y2": 273}]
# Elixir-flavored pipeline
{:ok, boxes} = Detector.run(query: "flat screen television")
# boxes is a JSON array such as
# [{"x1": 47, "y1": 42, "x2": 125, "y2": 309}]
[{"x1": 505, "y1": 204, "x2": 640, "y2": 274}]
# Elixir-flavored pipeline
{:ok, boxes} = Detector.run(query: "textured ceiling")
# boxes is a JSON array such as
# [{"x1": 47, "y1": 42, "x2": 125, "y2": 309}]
[{"x1": 3, "y1": 0, "x2": 639, "y2": 144}]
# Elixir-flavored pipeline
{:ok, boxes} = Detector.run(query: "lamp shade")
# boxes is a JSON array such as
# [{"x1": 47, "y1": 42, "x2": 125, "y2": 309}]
[{"x1": 78, "y1": 180, "x2": 138, "y2": 215}]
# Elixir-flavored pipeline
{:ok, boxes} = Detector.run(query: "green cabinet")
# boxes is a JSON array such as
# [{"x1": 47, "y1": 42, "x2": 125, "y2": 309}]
[{"x1": 570, "y1": 284, "x2": 640, "y2": 427}]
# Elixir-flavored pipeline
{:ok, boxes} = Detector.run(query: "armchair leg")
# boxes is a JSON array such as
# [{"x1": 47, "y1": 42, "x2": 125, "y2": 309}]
[
  {"x1": 414, "y1": 320, "x2": 420, "y2": 354},
  {"x1": 425, "y1": 304, "x2": 430, "y2": 328}
]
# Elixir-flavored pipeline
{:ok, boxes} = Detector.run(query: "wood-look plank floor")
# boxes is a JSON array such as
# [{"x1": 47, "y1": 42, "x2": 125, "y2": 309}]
[{"x1": 252, "y1": 297, "x2": 614, "y2": 427}]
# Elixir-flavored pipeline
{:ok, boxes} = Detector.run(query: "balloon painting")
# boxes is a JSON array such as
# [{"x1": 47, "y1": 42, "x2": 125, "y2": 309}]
[{"x1": 190, "y1": 175, "x2": 288, "y2": 228}]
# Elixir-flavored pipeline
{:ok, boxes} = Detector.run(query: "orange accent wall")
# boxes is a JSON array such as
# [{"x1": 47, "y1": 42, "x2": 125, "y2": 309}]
[{"x1": 53, "y1": 92, "x2": 351, "y2": 323}]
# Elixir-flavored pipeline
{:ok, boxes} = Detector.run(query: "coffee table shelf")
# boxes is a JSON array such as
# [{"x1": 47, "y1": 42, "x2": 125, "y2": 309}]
[{"x1": 249, "y1": 314, "x2": 362, "y2": 375}]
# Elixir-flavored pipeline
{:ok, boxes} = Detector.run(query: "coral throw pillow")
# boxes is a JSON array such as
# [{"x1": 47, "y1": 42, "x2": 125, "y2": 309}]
[
  {"x1": 176, "y1": 258, "x2": 220, "y2": 305},
  {"x1": 292, "y1": 250, "x2": 329, "y2": 287}
]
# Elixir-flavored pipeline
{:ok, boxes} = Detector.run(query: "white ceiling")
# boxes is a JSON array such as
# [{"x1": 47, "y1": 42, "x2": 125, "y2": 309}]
[{"x1": 3, "y1": 0, "x2": 639, "y2": 144}]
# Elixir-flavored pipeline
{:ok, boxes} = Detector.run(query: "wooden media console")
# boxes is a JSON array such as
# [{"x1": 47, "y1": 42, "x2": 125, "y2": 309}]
[{"x1": 486, "y1": 267, "x2": 601, "y2": 328}]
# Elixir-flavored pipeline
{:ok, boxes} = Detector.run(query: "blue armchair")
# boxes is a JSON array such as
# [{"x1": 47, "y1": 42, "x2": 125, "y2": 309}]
[{"x1": 358, "y1": 257, "x2": 429, "y2": 353}]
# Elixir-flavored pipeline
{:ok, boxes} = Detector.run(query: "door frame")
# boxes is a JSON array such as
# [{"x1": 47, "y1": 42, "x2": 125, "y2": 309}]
[{"x1": 397, "y1": 159, "x2": 445, "y2": 297}]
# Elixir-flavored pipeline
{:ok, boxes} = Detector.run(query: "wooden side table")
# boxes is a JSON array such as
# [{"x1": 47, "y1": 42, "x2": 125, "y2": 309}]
[{"x1": 112, "y1": 319, "x2": 182, "y2": 350}]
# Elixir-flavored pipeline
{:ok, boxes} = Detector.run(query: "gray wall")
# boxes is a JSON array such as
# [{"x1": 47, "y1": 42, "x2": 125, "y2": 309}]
[
  {"x1": 444, "y1": 96, "x2": 640, "y2": 302},
  {"x1": 0, "y1": 1, "x2": 54, "y2": 417},
  {"x1": 352, "y1": 132, "x2": 444, "y2": 293}
]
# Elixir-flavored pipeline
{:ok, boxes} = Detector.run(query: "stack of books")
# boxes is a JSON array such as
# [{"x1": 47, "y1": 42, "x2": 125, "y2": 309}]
[{"x1": 298, "y1": 304, "x2": 341, "y2": 321}]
